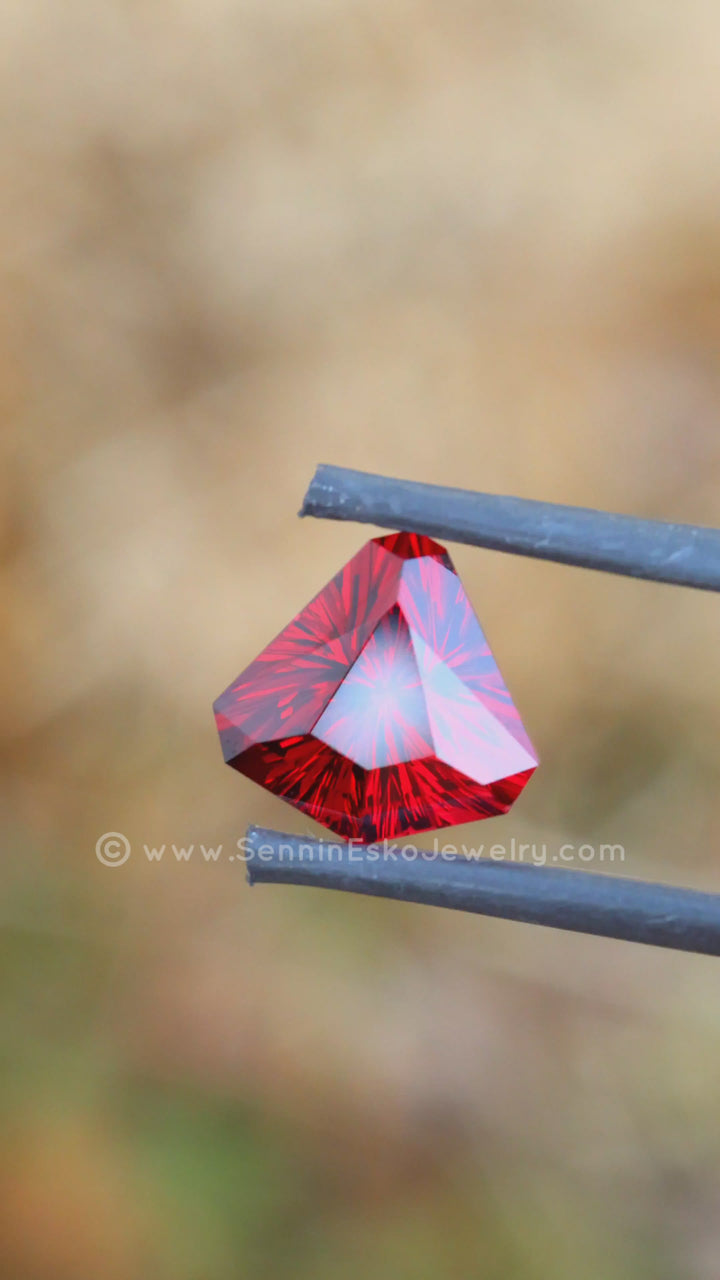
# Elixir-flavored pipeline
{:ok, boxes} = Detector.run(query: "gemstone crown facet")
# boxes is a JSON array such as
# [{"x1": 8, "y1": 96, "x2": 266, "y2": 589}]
[{"x1": 214, "y1": 532, "x2": 537, "y2": 841}]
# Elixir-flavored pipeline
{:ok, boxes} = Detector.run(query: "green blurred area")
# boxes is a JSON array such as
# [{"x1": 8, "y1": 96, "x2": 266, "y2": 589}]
[{"x1": 2, "y1": 0, "x2": 720, "y2": 1275}]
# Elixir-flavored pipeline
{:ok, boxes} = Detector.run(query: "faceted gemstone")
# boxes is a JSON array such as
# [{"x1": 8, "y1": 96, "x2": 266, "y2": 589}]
[{"x1": 214, "y1": 531, "x2": 538, "y2": 842}]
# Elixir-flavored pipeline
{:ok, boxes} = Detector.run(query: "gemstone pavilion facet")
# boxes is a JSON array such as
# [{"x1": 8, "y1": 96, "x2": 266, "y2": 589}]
[{"x1": 214, "y1": 532, "x2": 537, "y2": 841}]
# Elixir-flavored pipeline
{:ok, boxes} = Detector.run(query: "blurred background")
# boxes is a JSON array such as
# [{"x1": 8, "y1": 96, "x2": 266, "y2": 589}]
[{"x1": 2, "y1": 1, "x2": 720, "y2": 1276}]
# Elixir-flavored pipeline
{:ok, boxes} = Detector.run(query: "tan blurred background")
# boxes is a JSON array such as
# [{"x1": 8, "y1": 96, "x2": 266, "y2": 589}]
[{"x1": 2, "y1": 1, "x2": 720, "y2": 1276}]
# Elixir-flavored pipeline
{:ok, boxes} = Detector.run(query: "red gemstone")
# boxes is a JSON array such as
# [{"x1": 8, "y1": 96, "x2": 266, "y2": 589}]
[{"x1": 214, "y1": 532, "x2": 537, "y2": 842}]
